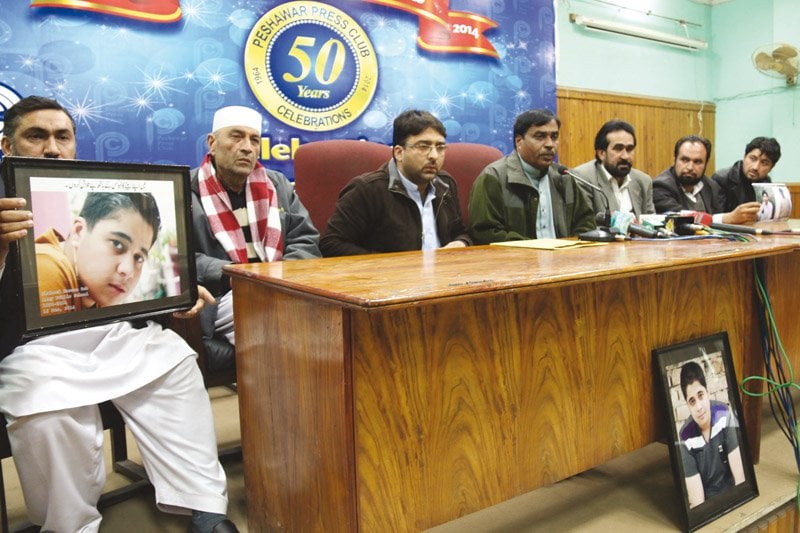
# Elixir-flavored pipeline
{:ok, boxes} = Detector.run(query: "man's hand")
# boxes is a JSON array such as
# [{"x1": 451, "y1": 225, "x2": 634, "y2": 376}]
[
  {"x1": 0, "y1": 197, "x2": 33, "y2": 267},
  {"x1": 722, "y1": 201, "x2": 760, "y2": 224},
  {"x1": 442, "y1": 240, "x2": 467, "y2": 248},
  {"x1": 172, "y1": 285, "x2": 216, "y2": 320}
]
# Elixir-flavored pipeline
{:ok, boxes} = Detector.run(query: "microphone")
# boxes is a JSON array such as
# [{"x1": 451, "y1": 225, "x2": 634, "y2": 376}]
[
  {"x1": 556, "y1": 164, "x2": 614, "y2": 242},
  {"x1": 556, "y1": 164, "x2": 611, "y2": 223},
  {"x1": 665, "y1": 214, "x2": 704, "y2": 235},
  {"x1": 557, "y1": 165, "x2": 669, "y2": 239},
  {"x1": 628, "y1": 223, "x2": 661, "y2": 239},
  {"x1": 709, "y1": 222, "x2": 773, "y2": 235},
  {"x1": 680, "y1": 210, "x2": 713, "y2": 226}
]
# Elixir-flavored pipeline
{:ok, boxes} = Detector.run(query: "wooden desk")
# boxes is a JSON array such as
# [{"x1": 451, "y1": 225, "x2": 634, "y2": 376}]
[{"x1": 225, "y1": 238, "x2": 798, "y2": 532}]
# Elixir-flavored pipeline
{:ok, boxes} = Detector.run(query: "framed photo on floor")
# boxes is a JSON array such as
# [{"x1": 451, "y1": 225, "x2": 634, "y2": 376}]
[
  {"x1": 653, "y1": 332, "x2": 758, "y2": 532},
  {"x1": 1, "y1": 156, "x2": 197, "y2": 339}
]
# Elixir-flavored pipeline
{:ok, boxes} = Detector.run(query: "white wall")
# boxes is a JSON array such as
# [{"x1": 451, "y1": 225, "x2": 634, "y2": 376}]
[{"x1": 556, "y1": 0, "x2": 712, "y2": 101}]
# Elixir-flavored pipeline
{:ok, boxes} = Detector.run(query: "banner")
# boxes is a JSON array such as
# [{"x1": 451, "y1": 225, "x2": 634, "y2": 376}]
[{"x1": 0, "y1": 0, "x2": 555, "y2": 178}]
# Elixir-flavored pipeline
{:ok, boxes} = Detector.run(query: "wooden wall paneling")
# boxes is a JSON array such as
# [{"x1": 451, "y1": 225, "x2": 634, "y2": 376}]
[
  {"x1": 557, "y1": 87, "x2": 716, "y2": 179},
  {"x1": 788, "y1": 184, "x2": 800, "y2": 218}
]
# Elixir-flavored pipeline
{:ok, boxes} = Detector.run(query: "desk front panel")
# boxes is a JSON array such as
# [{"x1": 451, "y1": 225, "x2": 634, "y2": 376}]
[
  {"x1": 351, "y1": 260, "x2": 756, "y2": 530},
  {"x1": 228, "y1": 241, "x2": 798, "y2": 531}
]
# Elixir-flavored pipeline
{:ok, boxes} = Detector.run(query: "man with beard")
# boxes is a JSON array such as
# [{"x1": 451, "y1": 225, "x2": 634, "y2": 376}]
[
  {"x1": 321, "y1": 109, "x2": 471, "y2": 256},
  {"x1": 653, "y1": 135, "x2": 759, "y2": 224},
  {"x1": 468, "y1": 108, "x2": 595, "y2": 243},
  {"x1": 573, "y1": 120, "x2": 654, "y2": 220},
  {"x1": 712, "y1": 136, "x2": 781, "y2": 213}
]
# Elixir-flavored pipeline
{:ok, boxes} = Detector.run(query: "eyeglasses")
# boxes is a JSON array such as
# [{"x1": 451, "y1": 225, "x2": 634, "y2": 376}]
[{"x1": 404, "y1": 142, "x2": 448, "y2": 155}]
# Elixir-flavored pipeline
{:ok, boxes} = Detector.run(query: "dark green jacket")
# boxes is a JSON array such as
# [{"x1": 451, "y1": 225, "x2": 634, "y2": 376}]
[{"x1": 468, "y1": 152, "x2": 596, "y2": 244}]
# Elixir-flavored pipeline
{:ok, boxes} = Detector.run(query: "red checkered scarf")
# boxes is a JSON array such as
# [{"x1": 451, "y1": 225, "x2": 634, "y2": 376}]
[{"x1": 197, "y1": 154, "x2": 283, "y2": 263}]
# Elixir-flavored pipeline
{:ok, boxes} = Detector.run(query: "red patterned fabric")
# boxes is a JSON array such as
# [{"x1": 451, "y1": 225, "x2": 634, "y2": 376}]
[{"x1": 197, "y1": 154, "x2": 283, "y2": 264}]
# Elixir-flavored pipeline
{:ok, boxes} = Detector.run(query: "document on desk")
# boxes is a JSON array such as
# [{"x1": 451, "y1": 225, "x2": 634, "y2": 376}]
[{"x1": 490, "y1": 238, "x2": 608, "y2": 250}]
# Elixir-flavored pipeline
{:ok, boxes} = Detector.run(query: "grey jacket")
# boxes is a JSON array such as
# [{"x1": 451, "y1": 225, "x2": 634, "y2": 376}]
[
  {"x1": 189, "y1": 166, "x2": 321, "y2": 297},
  {"x1": 572, "y1": 160, "x2": 655, "y2": 219}
]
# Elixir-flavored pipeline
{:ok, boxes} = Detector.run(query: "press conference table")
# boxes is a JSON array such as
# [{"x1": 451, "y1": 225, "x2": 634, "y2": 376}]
[{"x1": 225, "y1": 234, "x2": 800, "y2": 532}]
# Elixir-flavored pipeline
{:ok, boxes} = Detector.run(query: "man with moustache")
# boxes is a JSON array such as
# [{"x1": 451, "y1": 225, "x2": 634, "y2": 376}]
[
  {"x1": 653, "y1": 135, "x2": 759, "y2": 224},
  {"x1": 0, "y1": 96, "x2": 237, "y2": 532},
  {"x1": 321, "y1": 109, "x2": 471, "y2": 256},
  {"x1": 712, "y1": 136, "x2": 781, "y2": 213},
  {"x1": 191, "y1": 105, "x2": 319, "y2": 353},
  {"x1": 573, "y1": 119, "x2": 654, "y2": 220},
  {"x1": 468, "y1": 108, "x2": 595, "y2": 243}
]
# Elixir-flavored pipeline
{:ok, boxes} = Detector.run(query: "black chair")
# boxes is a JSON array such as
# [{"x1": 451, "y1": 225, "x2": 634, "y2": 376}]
[
  {"x1": 1, "y1": 402, "x2": 150, "y2": 532},
  {"x1": 168, "y1": 313, "x2": 236, "y2": 389}
]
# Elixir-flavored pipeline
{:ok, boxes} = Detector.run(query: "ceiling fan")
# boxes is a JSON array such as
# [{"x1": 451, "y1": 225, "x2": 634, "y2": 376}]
[{"x1": 752, "y1": 43, "x2": 798, "y2": 86}]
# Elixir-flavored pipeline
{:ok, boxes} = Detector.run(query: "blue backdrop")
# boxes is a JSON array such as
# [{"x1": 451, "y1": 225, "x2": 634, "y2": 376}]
[{"x1": 0, "y1": 0, "x2": 555, "y2": 179}]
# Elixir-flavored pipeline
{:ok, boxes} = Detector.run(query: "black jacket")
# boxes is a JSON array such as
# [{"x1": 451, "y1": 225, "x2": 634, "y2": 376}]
[
  {"x1": 321, "y1": 159, "x2": 471, "y2": 257},
  {"x1": 653, "y1": 167, "x2": 725, "y2": 214},
  {"x1": 712, "y1": 160, "x2": 770, "y2": 213}
]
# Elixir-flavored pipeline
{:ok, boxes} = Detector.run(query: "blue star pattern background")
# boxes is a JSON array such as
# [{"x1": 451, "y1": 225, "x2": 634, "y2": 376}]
[{"x1": 0, "y1": 0, "x2": 555, "y2": 179}]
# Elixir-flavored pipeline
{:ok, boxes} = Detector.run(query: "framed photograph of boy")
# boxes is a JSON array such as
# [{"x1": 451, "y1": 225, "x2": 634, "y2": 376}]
[
  {"x1": 1, "y1": 156, "x2": 197, "y2": 339},
  {"x1": 653, "y1": 332, "x2": 758, "y2": 532}
]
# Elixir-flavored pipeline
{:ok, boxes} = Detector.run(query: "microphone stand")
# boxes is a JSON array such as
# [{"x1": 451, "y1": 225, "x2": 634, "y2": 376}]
[
  {"x1": 556, "y1": 165, "x2": 671, "y2": 239},
  {"x1": 555, "y1": 165, "x2": 619, "y2": 242}
]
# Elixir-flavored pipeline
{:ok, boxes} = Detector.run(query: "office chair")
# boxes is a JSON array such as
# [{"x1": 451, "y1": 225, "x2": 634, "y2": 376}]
[
  {"x1": 440, "y1": 143, "x2": 504, "y2": 225},
  {"x1": 293, "y1": 139, "x2": 392, "y2": 234},
  {"x1": 293, "y1": 140, "x2": 502, "y2": 231}
]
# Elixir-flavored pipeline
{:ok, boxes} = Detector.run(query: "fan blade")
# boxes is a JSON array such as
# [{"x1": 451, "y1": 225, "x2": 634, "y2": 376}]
[
  {"x1": 754, "y1": 52, "x2": 773, "y2": 69},
  {"x1": 773, "y1": 45, "x2": 798, "y2": 60}
]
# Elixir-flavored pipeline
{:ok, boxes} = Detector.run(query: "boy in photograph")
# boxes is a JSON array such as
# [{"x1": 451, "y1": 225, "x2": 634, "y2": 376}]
[
  {"x1": 678, "y1": 361, "x2": 745, "y2": 508},
  {"x1": 35, "y1": 192, "x2": 161, "y2": 317}
]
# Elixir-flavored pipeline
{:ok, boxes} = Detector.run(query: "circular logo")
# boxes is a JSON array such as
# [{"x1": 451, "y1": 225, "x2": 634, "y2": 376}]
[
  {"x1": 245, "y1": 1, "x2": 378, "y2": 132},
  {"x1": 0, "y1": 84, "x2": 22, "y2": 139}
]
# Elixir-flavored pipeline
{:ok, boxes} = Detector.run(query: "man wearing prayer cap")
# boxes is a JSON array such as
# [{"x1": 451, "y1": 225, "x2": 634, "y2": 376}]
[{"x1": 190, "y1": 105, "x2": 320, "y2": 367}]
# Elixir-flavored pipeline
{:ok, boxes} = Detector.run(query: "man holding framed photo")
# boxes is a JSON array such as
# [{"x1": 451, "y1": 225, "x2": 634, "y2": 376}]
[{"x1": 0, "y1": 96, "x2": 238, "y2": 533}]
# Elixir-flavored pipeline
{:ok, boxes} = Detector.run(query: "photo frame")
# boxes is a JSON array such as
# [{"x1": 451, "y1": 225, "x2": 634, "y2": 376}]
[
  {"x1": 1, "y1": 156, "x2": 197, "y2": 339},
  {"x1": 752, "y1": 182, "x2": 792, "y2": 221},
  {"x1": 653, "y1": 332, "x2": 758, "y2": 532}
]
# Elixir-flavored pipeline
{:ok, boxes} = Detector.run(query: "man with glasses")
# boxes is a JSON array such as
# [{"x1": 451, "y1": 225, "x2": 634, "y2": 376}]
[
  {"x1": 468, "y1": 108, "x2": 595, "y2": 243},
  {"x1": 320, "y1": 109, "x2": 471, "y2": 256}
]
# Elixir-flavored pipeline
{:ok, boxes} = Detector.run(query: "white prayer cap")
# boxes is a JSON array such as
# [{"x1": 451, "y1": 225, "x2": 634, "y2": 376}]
[{"x1": 212, "y1": 105, "x2": 262, "y2": 133}]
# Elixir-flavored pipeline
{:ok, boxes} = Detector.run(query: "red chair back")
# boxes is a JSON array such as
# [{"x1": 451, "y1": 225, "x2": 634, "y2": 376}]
[
  {"x1": 441, "y1": 143, "x2": 504, "y2": 225},
  {"x1": 294, "y1": 139, "x2": 392, "y2": 234},
  {"x1": 293, "y1": 140, "x2": 503, "y2": 232}
]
